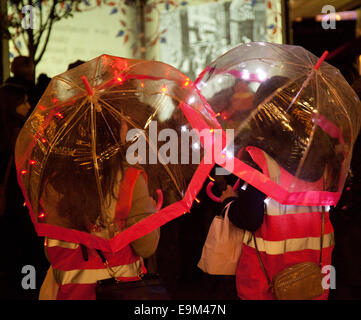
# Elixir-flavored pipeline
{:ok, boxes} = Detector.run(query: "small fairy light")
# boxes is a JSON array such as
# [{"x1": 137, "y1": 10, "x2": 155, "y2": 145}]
[
  {"x1": 140, "y1": 82, "x2": 145, "y2": 88},
  {"x1": 256, "y1": 68, "x2": 267, "y2": 81},
  {"x1": 208, "y1": 175, "x2": 215, "y2": 182},
  {"x1": 20, "y1": 170, "x2": 28, "y2": 175},
  {"x1": 184, "y1": 78, "x2": 190, "y2": 87},
  {"x1": 161, "y1": 86, "x2": 167, "y2": 93},
  {"x1": 192, "y1": 142, "x2": 200, "y2": 150},
  {"x1": 195, "y1": 198, "x2": 200, "y2": 204},
  {"x1": 242, "y1": 70, "x2": 250, "y2": 80},
  {"x1": 181, "y1": 125, "x2": 187, "y2": 133},
  {"x1": 225, "y1": 150, "x2": 233, "y2": 159},
  {"x1": 29, "y1": 160, "x2": 37, "y2": 165},
  {"x1": 209, "y1": 128, "x2": 214, "y2": 133},
  {"x1": 56, "y1": 112, "x2": 64, "y2": 119},
  {"x1": 188, "y1": 96, "x2": 195, "y2": 104},
  {"x1": 117, "y1": 77, "x2": 123, "y2": 83},
  {"x1": 38, "y1": 212, "x2": 46, "y2": 219},
  {"x1": 41, "y1": 138, "x2": 47, "y2": 143}
]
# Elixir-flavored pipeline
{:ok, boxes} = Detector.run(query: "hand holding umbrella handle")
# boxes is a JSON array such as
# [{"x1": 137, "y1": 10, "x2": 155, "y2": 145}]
[
  {"x1": 206, "y1": 178, "x2": 241, "y2": 203},
  {"x1": 156, "y1": 189, "x2": 163, "y2": 211}
]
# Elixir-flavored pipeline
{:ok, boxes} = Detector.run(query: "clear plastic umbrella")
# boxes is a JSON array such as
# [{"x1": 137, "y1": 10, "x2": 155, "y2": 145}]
[
  {"x1": 15, "y1": 55, "x2": 218, "y2": 251},
  {"x1": 196, "y1": 42, "x2": 361, "y2": 206}
]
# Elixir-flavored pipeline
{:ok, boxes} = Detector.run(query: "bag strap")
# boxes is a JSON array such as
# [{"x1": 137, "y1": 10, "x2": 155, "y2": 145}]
[
  {"x1": 253, "y1": 205, "x2": 325, "y2": 286},
  {"x1": 95, "y1": 249, "x2": 146, "y2": 280},
  {"x1": 221, "y1": 200, "x2": 234, "y2": 216},
  {"x1": 252, "y1": 232, "x2": 272, "y2": 287}
]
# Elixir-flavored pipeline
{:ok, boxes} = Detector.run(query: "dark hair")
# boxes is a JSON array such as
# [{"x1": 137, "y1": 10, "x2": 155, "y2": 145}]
[
  {"x1": 11, "y1": 56, "x2": 34, "y2": 79},
  {"x1": 67, "y1": 60, "x2": 85, "y2": 71},
  {"x1": 39, "y1": 108, "x2": 126, "y2": 232},
  {"x1": 0, "y1": 84, "x2": 28, "y2": 152},
  {"x1": 42, "y1": 151, "x2": 124, "y2": 232},
  {"x1": 249, "y1": 76, "x2": 340, "y2": 184}
]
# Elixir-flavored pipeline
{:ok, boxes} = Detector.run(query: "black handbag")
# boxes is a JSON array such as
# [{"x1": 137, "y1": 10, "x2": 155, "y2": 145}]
[
  {"x1": 95, "y1": 250, "x2": 170, "y2": 300},
  {"x1": 96, "y1": 273, "x2": 170, "y2": 300}
]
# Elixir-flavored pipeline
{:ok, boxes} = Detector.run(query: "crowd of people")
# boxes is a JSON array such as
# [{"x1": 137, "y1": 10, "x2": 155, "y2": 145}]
[
  {"x1": 0, "y1": 57, "x2": 49, "y2": 299},
  {"x1": 0, "y1": 55, "x2": 360, "y2": 300}
]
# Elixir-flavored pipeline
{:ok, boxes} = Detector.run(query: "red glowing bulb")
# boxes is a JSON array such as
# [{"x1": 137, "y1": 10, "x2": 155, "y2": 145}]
[
  {"x1": 20, "y1": 170, "x2": 28, "y2": 175},
  {"x1": 38, "y1": 212, "x2": 46, "y2": 219},
  {"x1": 29, "y1": 160, "x2": 37, "y2": 165}
]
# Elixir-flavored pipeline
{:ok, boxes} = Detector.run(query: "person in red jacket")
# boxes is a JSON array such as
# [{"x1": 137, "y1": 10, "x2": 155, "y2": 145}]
[
  {"x1": 220, "y1": 76, "x2": 340, "y2": 300},
  {"x1": 38, "y1": 118, "x2": 160, "y2": 300}
]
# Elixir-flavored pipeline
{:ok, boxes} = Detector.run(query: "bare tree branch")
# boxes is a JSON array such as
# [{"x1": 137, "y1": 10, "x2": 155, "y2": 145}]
[
  {"x1": 34, "y1": 1, "x2": 57, "y2": 65},
  {"x1": 1, "y1": 0, "x2": 82, "y2": 71}
]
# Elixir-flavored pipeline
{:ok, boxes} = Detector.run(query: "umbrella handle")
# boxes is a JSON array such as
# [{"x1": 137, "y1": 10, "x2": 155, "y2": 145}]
[
  {"x1": 155, "y1": 189, "x2": 163, "y2": 211},
  {"x1": 206, "y1": 178, "x2": 241, "y2": 203},
  {"x1": 206, "y1": 182, "x2": 221, "y2": 203}
]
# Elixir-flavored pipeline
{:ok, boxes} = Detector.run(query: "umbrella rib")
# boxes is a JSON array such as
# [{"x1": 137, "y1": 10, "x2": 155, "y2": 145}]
[
  {"x1": 319, "y1": 73, "x2": 354, "y2": 143},
  {"x1": 98, "y1": 97, "x2": 184, "y2": 197},
  {"x1": 90, "y1": 98, "x2": 108, "y2": 226},
  {"x1": 285, "y1": 69, "x2": 315, "y2": 113},
  {"x1": 35, "y1": 97, "x2": 90, "y2": 214},
  {"x1": 292, "y1": 74, "x2": 319, "y2": 186},
  {"x1": 90, "y1": 55, "x2": 101, "y2": 88}
]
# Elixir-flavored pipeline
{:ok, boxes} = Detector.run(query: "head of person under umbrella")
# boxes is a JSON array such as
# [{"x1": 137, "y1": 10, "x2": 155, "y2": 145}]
[{"x1": 236, "y1": 75, "x2": 344, "y2": 190}]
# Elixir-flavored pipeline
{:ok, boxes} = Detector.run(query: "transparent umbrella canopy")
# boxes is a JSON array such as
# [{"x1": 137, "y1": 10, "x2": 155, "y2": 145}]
[
  {"x1": 15, "y1": 55, "x2": 218, "y2": 251},
  {"x1": 195, "y1": 42, "x2": 361, "y2": 206}
]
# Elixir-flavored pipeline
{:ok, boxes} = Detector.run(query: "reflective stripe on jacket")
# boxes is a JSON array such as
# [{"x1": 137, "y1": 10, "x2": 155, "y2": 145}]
[
  {"x1": 236, "y1": 146, "x2": 335, "y2": 300},
  {"x1": 40, "y1": 167, "x2": 145, "y2": 300}
]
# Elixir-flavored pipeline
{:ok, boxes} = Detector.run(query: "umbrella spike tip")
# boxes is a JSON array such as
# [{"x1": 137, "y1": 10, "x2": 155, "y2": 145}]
[
  {"x1": 81, "y1": 75, "x2": 94, "y2": 96},
  {"x1": 314, "y1": 51, "x2": 329, "y2": 70}
]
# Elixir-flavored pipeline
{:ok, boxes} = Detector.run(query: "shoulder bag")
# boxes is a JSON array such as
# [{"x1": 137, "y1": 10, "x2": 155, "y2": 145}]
[{"x1": 197, "y1": 201, "x2": 245, "y2": 275}]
